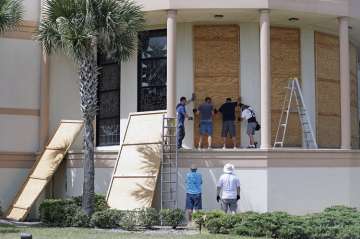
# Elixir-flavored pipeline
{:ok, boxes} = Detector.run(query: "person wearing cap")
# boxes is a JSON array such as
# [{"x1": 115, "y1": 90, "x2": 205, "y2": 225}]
[
  {"x1": 185, "y1": 165, "x2": 203, "y2": 223},
  {"x1": 216, "y1": 163, "x2": 240, "y2": 214}
]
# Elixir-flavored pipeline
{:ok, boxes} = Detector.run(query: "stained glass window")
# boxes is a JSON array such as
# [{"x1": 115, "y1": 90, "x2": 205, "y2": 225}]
[
  {"x1": 138, "y1": 30, "x2": 167, "y2": 111},
  {"x1": 96, "y1": 55, "x2": 121, "y2": 146}
]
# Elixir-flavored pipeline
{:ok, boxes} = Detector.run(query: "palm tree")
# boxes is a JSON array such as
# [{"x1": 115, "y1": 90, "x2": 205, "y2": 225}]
[
  {"x1": 0, "y1": 0, "x2": 23, "y2": 34},
  {"x1": 37, "y1": 0, "x2": 144, "y2": 216}
]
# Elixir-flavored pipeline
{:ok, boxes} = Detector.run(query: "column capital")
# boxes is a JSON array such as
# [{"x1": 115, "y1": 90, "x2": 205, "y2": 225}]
[
  {"x1": 167, "y1": 9, "x2": 177, "y2": 17},
  {"x1": 259, "y1": 9, "x2": 270, "y2": 15}
]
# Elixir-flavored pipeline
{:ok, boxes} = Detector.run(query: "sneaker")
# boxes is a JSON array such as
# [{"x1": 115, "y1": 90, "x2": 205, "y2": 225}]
[
  {"x1": 208, "y1": 146, "x2": 212, "y2": 150},
  {"x1": 233, "y1": 146, "x2": 237, "y2": 150},
  {"x1": 222, "y1": 145, "x2": 227, "y2": 150},
  {"x1": 247, "y1": 145, "x2": 255, "y2": 148}
]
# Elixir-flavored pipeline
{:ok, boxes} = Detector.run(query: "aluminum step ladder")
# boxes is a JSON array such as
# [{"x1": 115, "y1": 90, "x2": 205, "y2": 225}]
[
  {"x1": 273, "y1": 78, "x2": 318, "y2": 149},
  {"x1": 161, "y1": 115, "x2": 178, "y2": 209}
]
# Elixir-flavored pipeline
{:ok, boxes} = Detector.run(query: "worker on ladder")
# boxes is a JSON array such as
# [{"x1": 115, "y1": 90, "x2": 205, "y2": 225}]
[{"x1": 239, "y1": 104, "x2": 260, "y2": 148}]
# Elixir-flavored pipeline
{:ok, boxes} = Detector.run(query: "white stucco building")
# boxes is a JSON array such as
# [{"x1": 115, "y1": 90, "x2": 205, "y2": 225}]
[{"x1": 1, "y1": 0, "x2": 360, "y2": 218}]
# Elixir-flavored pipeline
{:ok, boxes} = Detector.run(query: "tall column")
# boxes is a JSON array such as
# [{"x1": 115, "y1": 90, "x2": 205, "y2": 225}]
[
  {"x1": 39, "y1": 0, "x2": 50, "y2": 151},
  {"x1": 167, "y1": 10, "x2": 177, "y2": 117},
  {"x1": 259, "y1": 9, "x2": 271, "y2": 149},
  {"x1": 39, "y1": 51, "x2": 50, "y2": 151},
  {"x1": 339, "y1": 16, "x2": 351, "y2": 149}
]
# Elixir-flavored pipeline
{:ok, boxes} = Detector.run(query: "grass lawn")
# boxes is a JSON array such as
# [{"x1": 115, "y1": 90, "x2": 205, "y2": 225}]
[{"x1": 0, "y1": 225, "x2": 258, "y2": 239}]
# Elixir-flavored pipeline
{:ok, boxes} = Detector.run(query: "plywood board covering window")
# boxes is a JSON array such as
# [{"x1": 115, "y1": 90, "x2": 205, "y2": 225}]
[
  {"x1": 350, "y1": 45, "x2": 359, "y2": 148},
  {"x1": 271, "y1": 27, "x2": 301, "y2": 146},
  {"x1": 315, "y1": 32, "x2": 341, "y2": 148},
  {"x1": 193, "y1": 25, "x2": 240, "y2": 148}
]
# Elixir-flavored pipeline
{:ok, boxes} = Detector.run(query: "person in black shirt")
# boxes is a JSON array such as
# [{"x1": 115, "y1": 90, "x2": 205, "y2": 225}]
[{"x1": 219, "y1": 98, "x2": 238, "y2": 149}]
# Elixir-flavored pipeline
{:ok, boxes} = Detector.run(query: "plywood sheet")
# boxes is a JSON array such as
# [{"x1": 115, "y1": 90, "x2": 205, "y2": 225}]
[
  {"x1": 271, "y1": 27, "x2": 301, "y2": 146},
  {"x1": 107, "y1": 112, "x2": 164, "y2": 210},
  {"x1": 350, "y1": 45, "x2": 359, "y2": 148},
  {"x1": 6, "y1": 120, "x2": 83, "y2": 221},
  {"x1": 123, "y1": 112, "x2": 164, "y2": 145},
  {"x1": 315, "y1": 32, "x2": 341, "y2": 148},
  {"x1": 193, "y1": 25, "x2": 240, "y2": 148}
]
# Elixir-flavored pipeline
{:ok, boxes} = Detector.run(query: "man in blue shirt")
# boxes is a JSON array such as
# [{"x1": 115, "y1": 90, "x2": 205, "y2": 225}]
[
  {"x1": 176, "y1": 96, "x2": 189, "y2": 149},
  {"x1": 185, "y1": 165, "x2": 202, "y2": 223}
]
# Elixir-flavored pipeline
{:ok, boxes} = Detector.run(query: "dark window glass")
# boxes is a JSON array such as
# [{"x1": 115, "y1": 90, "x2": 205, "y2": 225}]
[
  {"x1": 138, "y1": 30, "x2": 167, "y2": 111},
  {"x1": 96, "y1": 55, "x2": 120, "y2": 146}
]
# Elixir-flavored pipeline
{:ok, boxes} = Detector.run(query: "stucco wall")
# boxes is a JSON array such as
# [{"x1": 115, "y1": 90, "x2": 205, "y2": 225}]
[
  {"x1": 0, "y1": 38, "x2": 41, "y2": 152},
  {"x1": 268, "y1": 167, "x2": 354, "y2": 214}
]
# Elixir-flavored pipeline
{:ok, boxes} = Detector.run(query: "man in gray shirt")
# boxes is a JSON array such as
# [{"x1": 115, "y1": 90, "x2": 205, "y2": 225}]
[{"x1": 194, "y1": 97, "x2": 214, "y2": 149}]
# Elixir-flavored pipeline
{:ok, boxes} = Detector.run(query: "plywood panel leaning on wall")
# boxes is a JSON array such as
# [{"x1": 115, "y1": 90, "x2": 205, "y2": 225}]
[
  {"x1": 350, "y1": 44, "x2": 359, "y2": 148},
  {"x1": 315, "y1": 32, "x2": 341, "y2": 148},
  {"x1": 271, "y1": 27, "x2": 301, "y2": 147},
  {"x1": 193, "y1": 25, "x2": 240, "y2": 148}
]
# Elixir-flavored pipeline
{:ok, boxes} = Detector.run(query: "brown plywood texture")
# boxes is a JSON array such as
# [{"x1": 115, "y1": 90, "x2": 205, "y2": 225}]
[
  {"x1": 350, "y1": 45, "x2": 359, "y2": 148},
  {"x1": 271, "y1": 27, "x2": 301, "y2": 146},
  {"x1": 315, "y1": 32, "x2": 341, "y2": 148},
  {"x1": 6, "y1": 120, "x2": 83, "y2": 221},
  {"x1": 193, "y1": 25, "x2": 240, "y2": 148},
  {"x1": 107, "y1": 112, "x2": 164, "y2": 210}
]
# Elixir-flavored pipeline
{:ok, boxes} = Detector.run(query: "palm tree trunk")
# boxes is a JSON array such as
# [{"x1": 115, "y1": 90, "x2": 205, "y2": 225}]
[{"x1": 79, "y1": 54, "x2": 98, "y2": 216}]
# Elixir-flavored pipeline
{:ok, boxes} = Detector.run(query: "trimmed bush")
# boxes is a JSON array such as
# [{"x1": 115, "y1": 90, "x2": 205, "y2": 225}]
[
  {"x1": 192, "y1": 211, "x2": 206, "y2": 231},
  {"x1": 39, "y1": 199, "x2": 78, "y2": 226},
  {"x1": 72, "y1": 209, "x2": 90, "y2": 227},
  {"x1": 72, "y1": 194, "x2": 109, "y2": 212},
  {"x1": 160, "y1": 208, "x2": 185, "y2": 229},
  {"x1": 120, "y1": 210, "x2": 138, "y2": 231},
  {"x1": 90, "y1": 209, "x2": 123, "y2": 228},
  {"x1": 138, "y1": 208, "x2": 159, "y2": 229},
  {"x1": 199, "y1": 206, "x2": 360, "y2": 239},
  {"x1": 337, "y1": 225, "x2": 360, "y2": 239}
]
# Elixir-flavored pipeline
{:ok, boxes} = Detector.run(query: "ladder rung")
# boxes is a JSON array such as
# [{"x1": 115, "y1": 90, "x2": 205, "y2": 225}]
[{"x1": 274, "y1": 142, "x2": 283, "y2": 145}]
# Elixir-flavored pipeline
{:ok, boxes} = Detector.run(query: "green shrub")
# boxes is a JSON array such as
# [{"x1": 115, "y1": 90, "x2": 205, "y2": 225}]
[
  {"x1": 39, "y1": 199, "x2": 78, "y2": 226},
  {"x1": 137, "y1": 208, "x2": 159, "y2": 229},
  {"x1": 120, "y1": 210, "x2": 138, "y2": 231},
  {"x1": 160, "y1": 208, "x2": 185, "y2": 229},
  {"x1": 277, "y1": 216, "x2": 308, "y2": 239},
  {"x1": 192, "y1": 211, "x2": 206, "y2": 231},
  {"x1": 72, "y1": 194, "x2": 109, "y2": 212},
  {"x1": 337, "y1": 225, "x2": 360, "y2": 239},
  {"x1": 72, "y1": 209, "x2": 90, "y2": 227},
  {"x1": 90, "y1": 209, "x2": 123, "y2": 228}
]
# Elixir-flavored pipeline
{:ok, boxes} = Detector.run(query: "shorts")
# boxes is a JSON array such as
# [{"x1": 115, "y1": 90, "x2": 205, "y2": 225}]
[
  {"x1": 185, "y1": 193, "x2": 202, "y2": 210},
  {"x1": 221, "y1": 198, "x2": 238, "y2": 213},
  {"x1": 247, "y1": 122, "x2": 257, "y2": 135},
  {"x1": 222, "y1": 121, "x2": 236, "y2": 137},
  {"x1": 200, "y1": 121, "x2": 213, "y2": 136}
]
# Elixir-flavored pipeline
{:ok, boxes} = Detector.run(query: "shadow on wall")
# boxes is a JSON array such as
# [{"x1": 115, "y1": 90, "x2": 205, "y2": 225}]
[{"x1": 130, "y1": 144, "x2": 161, "y2": 207}]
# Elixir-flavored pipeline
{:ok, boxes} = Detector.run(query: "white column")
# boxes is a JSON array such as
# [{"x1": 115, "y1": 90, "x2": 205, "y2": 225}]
[
  {"x1": 338, "y1": 16, "x2": 351, "y2": 149},
  {"x1": 167, "y1": 10, "x2": 177, "y2": 117},
  {"x1": 259, "y1": 9, "x2": 271, "y2": 149}
]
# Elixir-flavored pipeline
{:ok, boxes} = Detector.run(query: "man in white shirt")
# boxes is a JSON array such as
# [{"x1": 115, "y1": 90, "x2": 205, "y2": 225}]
[
  {"x1": 240, "y1": 104, "x2": 258, "y2": 148},
  {"x1": 216, "y1": 163, "x2": 240, "y2": 214}
]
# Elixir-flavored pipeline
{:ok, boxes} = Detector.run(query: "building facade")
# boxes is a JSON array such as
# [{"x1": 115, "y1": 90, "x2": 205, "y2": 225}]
[{"x1": 1, "y1": 0, "x2": 360, "y2": 216}]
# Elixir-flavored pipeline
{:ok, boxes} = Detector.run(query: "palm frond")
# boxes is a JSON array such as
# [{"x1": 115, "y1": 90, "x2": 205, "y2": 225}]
[
  {"x1": 0, "y1": 0, "x2": 24, "y2": 34},
  {"x1": 95, "y1": 0, "x2": 145, "y2": 62}
]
